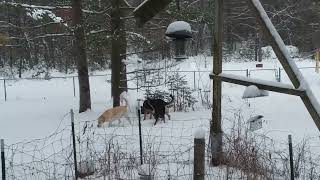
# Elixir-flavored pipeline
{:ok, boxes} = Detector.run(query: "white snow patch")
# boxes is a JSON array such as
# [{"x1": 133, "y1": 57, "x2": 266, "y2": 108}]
[
  {"x1": 242, "y1": 85, "x2": 269, "y2": 99},
  {"x1": 194, "y1": 128, "x2": 206, "y2": 139}
]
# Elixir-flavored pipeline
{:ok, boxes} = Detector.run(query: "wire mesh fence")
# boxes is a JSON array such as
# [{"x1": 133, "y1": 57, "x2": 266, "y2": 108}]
[
  {"x1": 2, "y1": 109, "x2": 320, "y2": 179},
  {"x1": 0, "y1": 110, "x2": 211, "y2": 179},
  {"x1": 0, "y1": 66, "x2": 317, "y2": 102}
]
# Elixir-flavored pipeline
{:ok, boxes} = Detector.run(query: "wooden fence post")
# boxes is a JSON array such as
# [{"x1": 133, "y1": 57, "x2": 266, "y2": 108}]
[
  {"x1": 288, "y1": 135, "x2": 294, "y2": 180},
  {"x1": 194, "y1": 133, "x2": 205, "y2": 180},
  {"x1": 1, "y1": 139, "x2": 5, "y2": 180}
]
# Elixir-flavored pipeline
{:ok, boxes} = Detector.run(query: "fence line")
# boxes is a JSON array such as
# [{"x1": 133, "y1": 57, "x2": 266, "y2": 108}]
[{"x1": 0, "y1": 66, "x2": 317, "y2": 102}]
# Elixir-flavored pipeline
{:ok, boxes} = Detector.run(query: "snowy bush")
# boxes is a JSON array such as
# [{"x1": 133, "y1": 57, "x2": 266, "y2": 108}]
[
  {"x1": 262, "y1": 45, "x2": 300, "y2": 59},
  {"x1": 78, "y1": 160, "x2": 95, "y2": 178}
]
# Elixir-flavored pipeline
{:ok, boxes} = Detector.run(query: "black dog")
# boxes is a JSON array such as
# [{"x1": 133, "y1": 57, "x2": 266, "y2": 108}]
[{"x1": 143, "y1": 95, "x2": 174, "y2": 125}]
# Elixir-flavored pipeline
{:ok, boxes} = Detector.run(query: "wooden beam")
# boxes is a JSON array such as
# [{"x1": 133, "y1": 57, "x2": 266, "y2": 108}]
[
  {"x1": 210, "y1": 73, "x2": 304, "y2": 96},
  {"x1": 249, "y1": 0, "x2": 301, "y2": 88},
  {"x1": 211, "y1": 0, "x2": 223, "y2": 167},
  {"x1": 133, "y1": 0, "x2": 172, "y2": 27},
  {"x1": 248, "y1": 0, "x2": 320, "y2": 131}
]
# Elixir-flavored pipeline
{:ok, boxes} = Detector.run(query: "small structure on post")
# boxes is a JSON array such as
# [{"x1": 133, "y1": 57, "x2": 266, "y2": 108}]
[{"x1": 165, "y1": 21, "x2": 192, "y2": 60}]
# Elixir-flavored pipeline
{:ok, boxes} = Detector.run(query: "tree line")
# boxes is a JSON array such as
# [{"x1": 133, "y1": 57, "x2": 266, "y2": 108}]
[{"x1": 0, "y1": 0, "x2": 319, "y2": 112}]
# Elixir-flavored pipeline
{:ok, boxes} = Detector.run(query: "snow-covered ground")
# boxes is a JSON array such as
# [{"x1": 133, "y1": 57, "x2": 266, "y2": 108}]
[{"x1": 1, "y1": 54, "x2": 320, "y2": 179}]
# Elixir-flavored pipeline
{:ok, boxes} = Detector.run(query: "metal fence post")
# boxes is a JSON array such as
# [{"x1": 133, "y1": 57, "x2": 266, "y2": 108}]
[
  {"x1": 246, "y1": 69, "x2": 249, "y2": 77},
  {"x1": 70, "y1": 109, "x2": 78, "y2": 179},
  {"x1": 194, "y1": 71, "x2": 196, "y2": 89},
  {"x1": 194, "y1": 136, "x2": 205, "y2": 180},
  {"x1": 278, "y1": 68, "x2": 281, "y2": 82},
  {"x1": 72, "y1": 77, "x2": 76, "y2": 97},
  {"x1": 3, "y1": 80, "x2": 7, "y2": 101},
  {"x1": 138, "y1": 109, "x2": 143, "y2": 165},
  {"x1": 288, "y1": 135, "x2": 294, "y2": 180},
  {"x1": 136, "y1": 71, "x2": 139, "y2": 92},
  {"x1": 1, "y1": 139, "x2": 5, "y2": 180}
]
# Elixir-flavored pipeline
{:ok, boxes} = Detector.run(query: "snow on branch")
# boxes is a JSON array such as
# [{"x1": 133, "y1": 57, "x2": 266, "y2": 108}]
[
  {"x1": 126, "y1": 31, "x2": 150, "y2": 44},
  {"x1": 86, "y1": 29, "x2": 111, "y2": 36},
  {"x1": 0, "y1": 20, "x2": 68, "y2": 30},
  {"x1": 0, "y1": 2, "x2": 108, "y2": 14}
]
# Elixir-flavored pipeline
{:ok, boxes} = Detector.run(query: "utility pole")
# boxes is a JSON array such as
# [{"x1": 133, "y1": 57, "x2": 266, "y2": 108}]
[{"x1": 210, "y1": 0, "x2": 223, "y2": 166}]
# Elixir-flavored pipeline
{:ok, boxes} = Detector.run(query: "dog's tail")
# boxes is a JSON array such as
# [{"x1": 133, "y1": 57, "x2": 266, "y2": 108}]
[{"x1": 165, "y1": 94, "x2": 174, "y2": 106}]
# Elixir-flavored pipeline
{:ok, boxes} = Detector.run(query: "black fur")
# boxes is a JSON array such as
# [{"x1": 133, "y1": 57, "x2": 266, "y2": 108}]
[{"x1": 143, "y1": 95, "x2": 174, "y2": 125}]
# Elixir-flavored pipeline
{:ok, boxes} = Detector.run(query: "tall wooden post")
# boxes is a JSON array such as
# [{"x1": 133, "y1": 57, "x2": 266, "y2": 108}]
[
  {"x1": 210, "y1": 0, "x2": 223, "y2": 166},
  {"x1": 316, "y1": 50, "x2": 320, "y2": 73},
  {"x1": 111, "y1": 0, "x2": 122, "y2": 107}
]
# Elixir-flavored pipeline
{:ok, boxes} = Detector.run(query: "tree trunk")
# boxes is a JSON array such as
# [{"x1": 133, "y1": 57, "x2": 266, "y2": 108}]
[
  {"x1": 72, "y1": 0, "x2": 91, "y2": 113},
  {"x1": 111, "y1": 0, "x2": 127, "y2": 107},
  {"x1": 0, "y1": 48, "x2": 4, "y2": 68},
  {"x1": 18, "y1": 57, "x2": 22, "y2": 78},
  {"x1": 255, "y1": 19, "x2": 263, "y2": 62}
]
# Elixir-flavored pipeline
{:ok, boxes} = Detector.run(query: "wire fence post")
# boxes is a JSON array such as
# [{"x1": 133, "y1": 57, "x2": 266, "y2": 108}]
[
  {"x1": 138, "y1": 109, "x2": 143, "y2": 165},
  {"x1": 193, "y1": 71, "x2": 196, "y2": 90},
  {"x1": 278, "y1": 68, "x2": 281, "y2": 82},
  {"x1": 72, "y1": 77, "x2": 76, "y2": 97},
  {"x1": 194, "y1": 136, "x2": 205, "y2": 180},
  {"x1": 70, "y1": 109, "x2": 78, "y2": 179},
  {"x1": 288, "y1": 135, "x2": 294, "y2": 180},
  {"x1": 136, "y1": 71, "x2": 139, "y2": 92},
  {"x1": 1, "y1": 139, "x2": 5, "y2": 180},
  {"x1": 3, "y1": 79, "x2": 7, "y2": 101}
]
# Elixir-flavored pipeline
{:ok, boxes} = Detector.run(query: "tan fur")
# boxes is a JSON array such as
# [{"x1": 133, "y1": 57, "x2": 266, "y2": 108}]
[{"x1": 97, "y1": 106, "x2": 128, "y2": 127}]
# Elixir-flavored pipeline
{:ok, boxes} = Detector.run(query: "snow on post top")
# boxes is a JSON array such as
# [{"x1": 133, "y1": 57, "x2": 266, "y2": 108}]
[
  {"x1": 165, "y1": 21, "x2": 192, "y2": 39},
  {"x1": 194, "y1": 128, "x2": 205, "y2": 139}
]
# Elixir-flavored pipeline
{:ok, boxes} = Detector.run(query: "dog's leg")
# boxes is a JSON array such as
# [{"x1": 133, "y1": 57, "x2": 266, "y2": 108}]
[
  {"x1": 126, "y1": 115, "x2": 131, "y2": 125},
  {"x1": 153, "y1": 114, "x2": 159, "y2": 125},
  {"x1": 166, "y1": 113, "x2": 171, "y2": 120},
  {"x1": 117, "y1": 118, "x2": 121, "y2": 126},
  {"x1": 165, "y1": 107, "x2": 171, "y2": 120}
]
